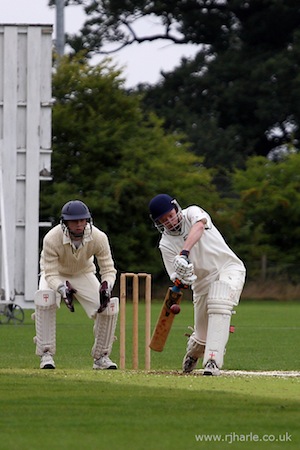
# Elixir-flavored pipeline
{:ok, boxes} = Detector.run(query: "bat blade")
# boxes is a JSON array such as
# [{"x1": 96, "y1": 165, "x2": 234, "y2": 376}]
[{"x1": 149, "y1": 286, "x2": 182, "y2": 352}]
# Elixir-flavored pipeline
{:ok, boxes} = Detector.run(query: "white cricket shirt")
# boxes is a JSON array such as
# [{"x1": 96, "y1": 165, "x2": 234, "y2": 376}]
[{"x1": 159, "y1": 205, "x2": 245, "y2": 294}]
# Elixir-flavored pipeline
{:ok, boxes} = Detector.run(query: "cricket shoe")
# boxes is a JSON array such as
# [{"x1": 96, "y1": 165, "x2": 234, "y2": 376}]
[
  {"x1": 182, "y1": 355, "x2": 198, "y2": 374},
  {"x1": 93, "y1": 355, "x2": 117, "y2": 370},
  {"x1": 203, "y1": 359, "x2": 220, "y2": 376},
  {"x1": 40, "y1": 351, "x2": 55, "y2": 369}
]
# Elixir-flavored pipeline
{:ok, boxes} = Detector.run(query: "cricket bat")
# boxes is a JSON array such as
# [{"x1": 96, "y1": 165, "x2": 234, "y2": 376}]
[{"x1": 149, "y1": 285, "x2": 183, "y2": 352}]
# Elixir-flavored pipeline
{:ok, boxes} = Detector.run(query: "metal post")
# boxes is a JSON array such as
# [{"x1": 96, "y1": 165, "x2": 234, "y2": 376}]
[
  {"x1": 56, "y1": 0, "x2": 65, "y2": 56},
  {"x1": 0, "y1": 142, "x2": 11, "y2": 301}
]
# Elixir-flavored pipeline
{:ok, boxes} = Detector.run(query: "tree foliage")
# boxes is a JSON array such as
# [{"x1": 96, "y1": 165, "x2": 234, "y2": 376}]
[
  {"x1": 229, "y1": 153, "x2": 300, "y2": 281},
  {"x1": 64, "y1": 0, "x2": 234, "y2": 53},
  {"x1": 60, "y1": 1, "x2": 300, "y2": 168},
  {"x1": 139, "y1": 1, "x2": 300, "y2": 168}
]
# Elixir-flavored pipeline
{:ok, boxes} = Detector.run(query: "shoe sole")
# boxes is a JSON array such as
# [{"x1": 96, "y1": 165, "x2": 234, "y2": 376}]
[
  {"x1": 41, "y1": 364, "x2": 55, "y2": 369},
  {"x1": 93, "y1": 365, "x2": 118, "y2": 370},
  {"x1": 203, "y1": 370, "x2": 220, "y2": 376}
]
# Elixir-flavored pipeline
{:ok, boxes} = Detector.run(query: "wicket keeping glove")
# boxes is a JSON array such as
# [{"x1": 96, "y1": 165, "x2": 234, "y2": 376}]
[
  {"x1": 57, "y1": 281, "x2": 76, "y2": 312},
  {"x1": 98, "y1": 281, "x2": 111, "y2": 313}
]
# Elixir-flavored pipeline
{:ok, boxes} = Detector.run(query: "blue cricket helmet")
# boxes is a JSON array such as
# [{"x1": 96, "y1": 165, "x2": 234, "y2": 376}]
[
  {"x1": 61, "y1": 200, "x2": 91, "y2": 221},
  {"x1": 149, "y1": 194, "x2": 183, "y2": 235},
  {"x1": 148, "y1": 194, "x2": 176, "y2": 221}
]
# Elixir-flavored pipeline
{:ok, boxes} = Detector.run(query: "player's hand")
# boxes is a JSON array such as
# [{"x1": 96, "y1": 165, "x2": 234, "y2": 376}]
[
  {"x1": 65, "y1": 281, "x2": 76, "y2": 312},
  {"x1": 173, "y1": 254, "x2": 194, "y2": 278},
  {"x1": 98, "y1": 281, "x2": 111, "y2": 313},
  {"x1": 170, "y1": 272, "x2": 197, "y2": 288},
  {"x1": 58, "y1": 282, "x2": 76, "y2": 312},
  {"x1": 170, "y1": 273, "x2": 189, "y2": 289},
  {"x1": 181, "y1": 273, "x2": 197, "y2": 285},
  {"x1": 57, "y1": 284, "x2": 67, "y2": 299}
]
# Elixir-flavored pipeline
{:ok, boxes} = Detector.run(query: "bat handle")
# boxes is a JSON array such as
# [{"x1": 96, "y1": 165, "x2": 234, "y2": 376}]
[
  {"x1": 172, "y1": 278, "x2": 188, "y2": 290},
  {"x1": 172, "y1": 285, "x2": 181, "y2": 293}
]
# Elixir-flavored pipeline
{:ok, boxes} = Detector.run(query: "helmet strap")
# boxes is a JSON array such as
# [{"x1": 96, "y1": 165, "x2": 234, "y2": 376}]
[{"x1": 69, "y1": 230, "x2": 84, "y2": 238}]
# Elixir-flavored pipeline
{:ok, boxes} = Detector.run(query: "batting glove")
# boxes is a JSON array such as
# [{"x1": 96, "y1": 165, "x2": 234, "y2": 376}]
[
  {"x1": 170, "y1": 272, "x2": 197, "y2": 287},
  {"x1": 173, "y1": 254, "x2": 194, "y2": 278},
  {"x1": 98, "y1": 281, "x2": 111, "y2": 313}
]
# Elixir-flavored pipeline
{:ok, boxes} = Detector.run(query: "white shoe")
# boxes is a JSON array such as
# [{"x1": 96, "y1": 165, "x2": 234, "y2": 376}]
[
  {"x1": 182, "y1": 355, "x2": 198, "y2": 373},
  {"x1": 93, "y1": 355, "x2": 117, "y2": 370},
  {"x1": 40, "y1": 351, "x2": 55, "y2": 369},
  {"x1": 203, "y1": 359, "x2": 220, "y2": 376}
]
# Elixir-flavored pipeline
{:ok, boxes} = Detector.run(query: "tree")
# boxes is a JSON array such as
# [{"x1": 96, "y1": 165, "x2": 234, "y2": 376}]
[
  {"x1": 140, "y1": 2, "x2": 300, "y2": 168},
  {"x1": 63, "y1": 0, "x2": 234, "y2": 53},
  {"x1": 41, "y1": 54, "x2": 220, "y2": 277},
  {"x1": 59, "y1": 1, "x2": 300, "y2": 168},
  {"x1": 230, "y1": 154, "x2": 300, "y2": 281}
]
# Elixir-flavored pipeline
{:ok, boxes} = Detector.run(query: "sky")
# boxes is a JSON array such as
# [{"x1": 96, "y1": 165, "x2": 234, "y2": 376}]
[{"x1": 1, "y1": 0, "x2": 199, "y2": 87}]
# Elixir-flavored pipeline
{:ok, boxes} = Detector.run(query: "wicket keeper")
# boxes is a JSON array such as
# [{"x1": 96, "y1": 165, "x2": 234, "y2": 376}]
[
  {"x1": 33, "y1": 200, "x2": 118, "y2": 370},
  {"x1": 149, "y1": 194, "x2": 246, "y2": 375}
]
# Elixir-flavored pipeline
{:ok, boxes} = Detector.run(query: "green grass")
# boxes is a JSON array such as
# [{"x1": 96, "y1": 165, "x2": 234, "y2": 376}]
[{"x1": 0, "y1": 299, "x2": 299, "y2": 450}]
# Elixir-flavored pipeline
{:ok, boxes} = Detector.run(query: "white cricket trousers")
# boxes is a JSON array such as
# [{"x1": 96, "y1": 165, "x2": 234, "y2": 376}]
[{"x1": 39, "y1": 272, "x2": 101, "y2": 319}]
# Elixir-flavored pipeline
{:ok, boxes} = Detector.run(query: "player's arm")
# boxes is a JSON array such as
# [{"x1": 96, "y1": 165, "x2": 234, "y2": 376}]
[
  {"x1": 172, "y1": 219, "x2": 206, "y2": 285},
  {"x1": 42, "y1": 239, "x2": 64, "y2": 291},
  {"x1": 93, "y1": 231, "x2": 117, "y2": 312},
  {"x1": 181, "y1": 219, "x2": 207, "y2": 253},
  {"x1": 94, "y1": 231, "x2": 117, "y2": 289}
]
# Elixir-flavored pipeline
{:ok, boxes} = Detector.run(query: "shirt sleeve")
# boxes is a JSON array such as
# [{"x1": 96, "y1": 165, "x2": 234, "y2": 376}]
[
  {"x1": 94, "y1": 230, "x2": 117, "y2": 289},
  {"x1": 42, "y1": 236, "x2": 64, "y2": 291},
  {"x1": 186, "y1": 205, "x2": 212, "y2": 229}
]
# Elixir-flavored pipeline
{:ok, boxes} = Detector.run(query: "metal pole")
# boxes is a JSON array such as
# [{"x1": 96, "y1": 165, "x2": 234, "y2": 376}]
[
  {"x1": 0, "y1": 141, "x2": 11, "y2": 301},
  {"x1": 56, "y1": 0, "x2": 65, "y2": 56}
]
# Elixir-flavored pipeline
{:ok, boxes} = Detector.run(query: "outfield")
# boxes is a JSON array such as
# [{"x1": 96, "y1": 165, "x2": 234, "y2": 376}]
[{"x1": 0, "y1": 299, "x2": 299, "y2": 449}]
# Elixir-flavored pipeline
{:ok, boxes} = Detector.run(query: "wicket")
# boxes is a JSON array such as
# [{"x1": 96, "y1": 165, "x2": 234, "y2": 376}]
[{"x1": 120, "y1": 272, "x2": 151, "y2": 370}]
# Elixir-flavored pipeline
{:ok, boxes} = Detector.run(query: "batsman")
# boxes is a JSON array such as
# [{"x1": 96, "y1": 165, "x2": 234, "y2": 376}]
[
  {"x1": 33, "y1": 200, "x2": 118, "y2": 370},
  {"x1": 149, "y1": 194, "x2": 246, "y2": 376}
]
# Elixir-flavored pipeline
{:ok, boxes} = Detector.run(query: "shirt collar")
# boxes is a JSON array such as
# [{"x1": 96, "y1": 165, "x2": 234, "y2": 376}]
[{"x1": 63, "y1": 225, "x2": 93, "y2": 248}]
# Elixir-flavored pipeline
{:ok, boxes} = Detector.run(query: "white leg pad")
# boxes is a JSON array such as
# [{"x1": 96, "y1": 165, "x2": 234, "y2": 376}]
[
  {"x1": 92, "y1": 297, "x2": 119, "y2": 359},
  {"x1": 203, "y1": 281, "x2": 235, "y2": 368},
  {"x1": 34, "y1": 290, "x2": 57, "y2": 356}
]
